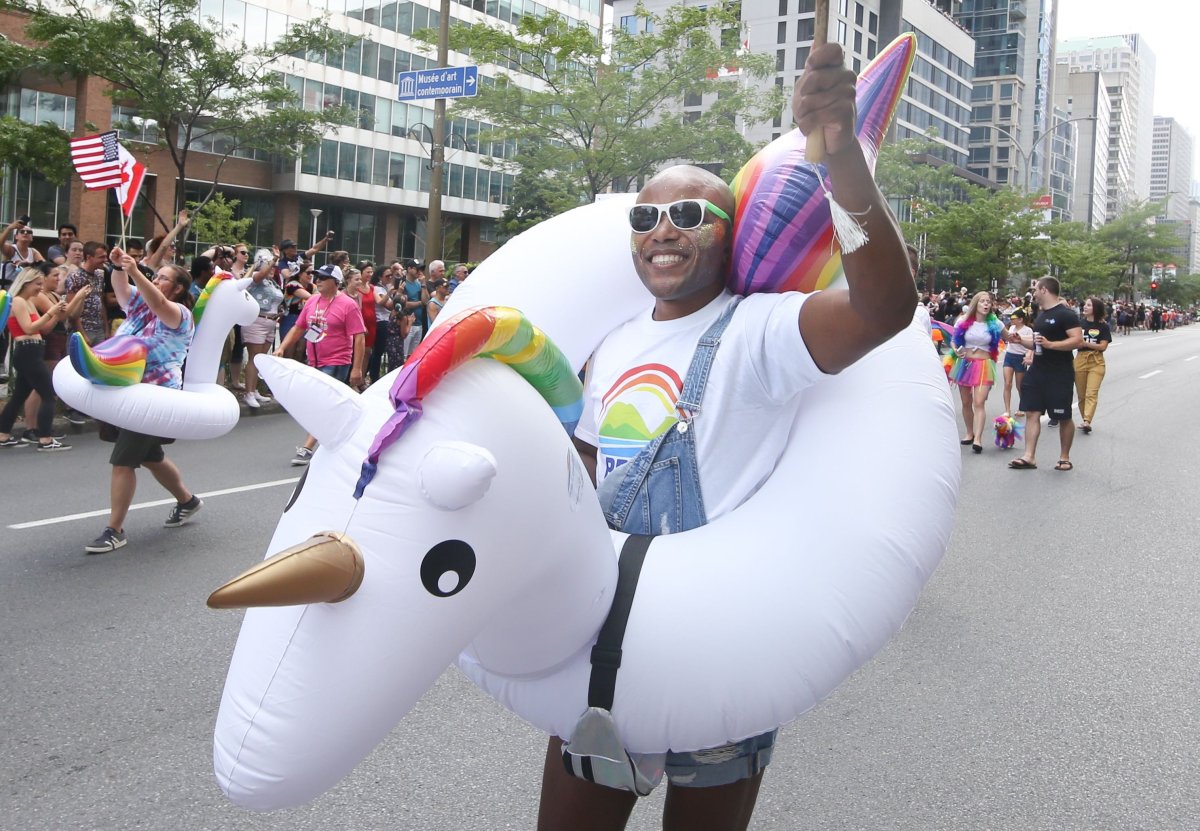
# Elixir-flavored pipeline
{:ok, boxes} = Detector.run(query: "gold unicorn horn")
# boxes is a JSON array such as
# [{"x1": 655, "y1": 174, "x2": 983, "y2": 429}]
[{"x1": 207, "y1": 532, "x2": 365, "y2": 609}]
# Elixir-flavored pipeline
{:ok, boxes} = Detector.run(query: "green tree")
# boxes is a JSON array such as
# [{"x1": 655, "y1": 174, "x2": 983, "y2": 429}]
[
  {"x1": 1046, "y1": 221, "x2": 1121, "y2": 298},
  {"x1": 1096, "y1": 201, "x2": 1188, "y2": 299},
  {"x1": 498, "y1": 164, "x2": 584, "y2": 242},
  {"x1": 439, "y1": 2, "x2": 785, "y2": 204},
  {"x1": 923, "y1": 188, "x2": 1048, "y2": 295},
  {"x1": 3, "y1": 0, "x2": 353, "y2": 229},
  {"x1": 186, "y1": 191, "x2": 255, "y2": 249}
]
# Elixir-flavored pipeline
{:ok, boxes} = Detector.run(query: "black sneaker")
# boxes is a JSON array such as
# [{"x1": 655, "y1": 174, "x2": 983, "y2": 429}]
[
  {"x1": 85, "y1": 527, "x2": 127, "y2": 554},
  {"x1": 164, "y1": 495, "x2": 203, "y2": 527},
  {"x1": 23, "y1": 428, "x2": 65, "y2": 443},
  {"x1": 36, "y1": 438, "x2": 71, "y2": 452},
  {"x1": 0, "y1": 436, "x2": 23, "y2": 448},
  {"x1": 65, "y1": 410, "x2": 88, "y2": 425}
]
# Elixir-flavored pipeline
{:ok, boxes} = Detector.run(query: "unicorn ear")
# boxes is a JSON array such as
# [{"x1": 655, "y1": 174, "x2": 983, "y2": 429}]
[
  {"x1": 255, "y1": 355, "x2": 363, "y2": 450},
  {"x1": 418, "y1": 441, "x2": 497, "y2": 511}
]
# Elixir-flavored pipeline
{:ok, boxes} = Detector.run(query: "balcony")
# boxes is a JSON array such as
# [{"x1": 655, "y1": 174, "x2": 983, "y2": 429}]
[{"x1": 1009, "y1": 1, "x2": 1026, "y2": 20}]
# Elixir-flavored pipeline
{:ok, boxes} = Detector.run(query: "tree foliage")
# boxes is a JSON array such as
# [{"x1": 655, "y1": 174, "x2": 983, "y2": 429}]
[
  {"x1": 1045, "y1": 220, "x2": 1121, "y2": 298},
  {"x1": 497, "y1": 163, "x2": 583, "y2": 241},
  {"x1": 3, "y1": 0, "x2": 353, "y2": 231},
  {"x1": 1096, "y1": 200, "x2": 1188, "y2": 298},
  {"x1": 440, "y1": 2, "x2": 785, "y2": 203},
  {"x1": 187, "y1": 191, "x2": 255, "y2": 248},
  {"x1": 0, "y1": 115, "x2": 73, "y2": 183}
]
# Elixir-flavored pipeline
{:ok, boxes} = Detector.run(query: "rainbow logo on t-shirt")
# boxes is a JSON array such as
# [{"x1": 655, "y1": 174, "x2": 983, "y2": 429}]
[{"x1": 597, "y1": 364, "x2": 683, "y2": 471}]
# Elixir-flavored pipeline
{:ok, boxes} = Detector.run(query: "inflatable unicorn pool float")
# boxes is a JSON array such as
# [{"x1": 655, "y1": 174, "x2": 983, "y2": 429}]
[
  {"x1": 208, "y1": 34, "x2": 961, "y2": 811},
  {"x1": 52, "y1": 272, "x2": 259, "y2": 439}
]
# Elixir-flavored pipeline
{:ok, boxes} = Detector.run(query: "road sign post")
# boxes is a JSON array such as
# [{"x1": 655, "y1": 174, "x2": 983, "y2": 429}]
[{"x1": 396, "y1": 65, "x2": 478, "y2": 102}]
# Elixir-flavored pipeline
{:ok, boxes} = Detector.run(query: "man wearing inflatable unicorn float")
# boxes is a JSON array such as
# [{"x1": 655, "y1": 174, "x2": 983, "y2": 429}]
[
  {"x1": 84, "y1": 250, "x2": 205, "y2": 555},
  {"x1": 538, "y1": 42, "x2": 918, "y2": 831}
]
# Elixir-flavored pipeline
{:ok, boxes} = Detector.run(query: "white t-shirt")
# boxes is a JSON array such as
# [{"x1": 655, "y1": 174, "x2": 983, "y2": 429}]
[{"x1": 576, "y1": 290, "x2": 824, "y2": 521}]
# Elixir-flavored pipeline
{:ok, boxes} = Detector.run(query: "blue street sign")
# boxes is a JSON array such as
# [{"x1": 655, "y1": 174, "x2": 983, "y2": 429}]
[{"x1": 396, "y1": 66, "x2": 479, "y2": 102}]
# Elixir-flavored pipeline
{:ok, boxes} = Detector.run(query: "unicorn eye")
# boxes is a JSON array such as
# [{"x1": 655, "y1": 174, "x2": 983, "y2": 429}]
[{"x1": 420, "y1": 540, "x2": 476, "y2": 598}]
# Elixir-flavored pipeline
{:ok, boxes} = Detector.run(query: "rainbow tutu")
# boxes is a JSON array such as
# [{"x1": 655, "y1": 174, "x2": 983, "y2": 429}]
[{"x1": 947, "y1": 355, "x2": 996, "y2": 387}]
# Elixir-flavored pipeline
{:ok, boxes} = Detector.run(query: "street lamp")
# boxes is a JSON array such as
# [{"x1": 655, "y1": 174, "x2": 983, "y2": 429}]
[
  {"x1": 309, "y1": 208, "x2": 322, "y2": 249},
  {"x1": 989, "y1": 115, "x2": 1096, "y2": 194}
]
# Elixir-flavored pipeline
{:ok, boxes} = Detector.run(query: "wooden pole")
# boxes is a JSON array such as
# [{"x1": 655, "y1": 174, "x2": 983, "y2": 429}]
[
  {"x1": 807, "y1": 0, "x2": 830, "y2": 163},
  {"x1": 425, "y1": 0, "x2": 452, "y2": 264}
]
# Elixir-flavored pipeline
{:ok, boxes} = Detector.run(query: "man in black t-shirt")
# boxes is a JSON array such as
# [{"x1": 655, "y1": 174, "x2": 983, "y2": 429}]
[{"x1": 1008, "y1": 276, "x2": 1083, "y2": 471}]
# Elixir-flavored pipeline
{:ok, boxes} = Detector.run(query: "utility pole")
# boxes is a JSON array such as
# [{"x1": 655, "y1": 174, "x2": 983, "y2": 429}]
[{"x1": 425, "y1": 0, "x2": 451, "y2": 263}]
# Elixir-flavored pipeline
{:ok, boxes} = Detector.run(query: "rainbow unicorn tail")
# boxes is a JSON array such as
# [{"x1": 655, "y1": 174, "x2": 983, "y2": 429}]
[
  {"x1": 0, "y1": 289, "x2": 10, "y2": 332},
  {"x1": 69, "y1": 332, "x2": 148, "y2": 387}
]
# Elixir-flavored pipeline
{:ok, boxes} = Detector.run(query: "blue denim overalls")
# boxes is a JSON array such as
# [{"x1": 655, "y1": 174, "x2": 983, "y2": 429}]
[
  {"x1": 563, "y1": 298, "x2": 763, "y2": 795},
  {"x1": 595, "y1": 297, "x2": 740, "y2": 536}
]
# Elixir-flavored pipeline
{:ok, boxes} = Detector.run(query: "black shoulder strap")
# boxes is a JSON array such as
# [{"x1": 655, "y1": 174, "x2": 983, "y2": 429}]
[{"x1": 587, "y1": 533, "x2": 654, "y2": 711}]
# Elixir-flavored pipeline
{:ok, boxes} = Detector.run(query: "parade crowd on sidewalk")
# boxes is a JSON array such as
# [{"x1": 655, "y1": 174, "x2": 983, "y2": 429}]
[{"x1": 0, "y1": 213, "x2": 471, "y2": 550}]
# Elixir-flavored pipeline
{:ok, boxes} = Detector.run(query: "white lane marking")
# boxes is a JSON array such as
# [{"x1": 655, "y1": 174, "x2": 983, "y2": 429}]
[
  {"x1": 8, "y1": 477, "x2": 300, "y2": 529},
  {"x1": 1144, "y1": 336, "x2": 1165, "y2": 342},
  {"x1": 1139, "y1": 370, "x2": 1163, "y2": 380},
  {"x1": 1187, "y1": 356, "x2": 1198, "y2": 362}
]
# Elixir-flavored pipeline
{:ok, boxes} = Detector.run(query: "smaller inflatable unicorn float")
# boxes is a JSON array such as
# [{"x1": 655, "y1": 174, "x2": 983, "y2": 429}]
[{"x1": 53, "y1": 271, "x2": 259, "y2": 439}]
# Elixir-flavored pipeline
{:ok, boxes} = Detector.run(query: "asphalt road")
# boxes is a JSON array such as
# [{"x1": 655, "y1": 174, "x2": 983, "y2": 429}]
[{"x1": 2, "y1": 326, "x2": 1198, "y2": 831}]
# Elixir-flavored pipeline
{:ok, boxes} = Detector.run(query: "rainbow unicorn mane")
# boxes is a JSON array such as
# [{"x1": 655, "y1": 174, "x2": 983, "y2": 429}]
[
  {"x1": 192, "y1": 272, "x2": 232, "y2": 327},
  {"x1": 354, "y1": 306, "x2": 583, "y2": 499},
  {"x1": 68, "y1": 332, "x2": 148, "y2": 387},
  {"x1": 0, "y1": 290, "x2": 10, "y2": 332}
]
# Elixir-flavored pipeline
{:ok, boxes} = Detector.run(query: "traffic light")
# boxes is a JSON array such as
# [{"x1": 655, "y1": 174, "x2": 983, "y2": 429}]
[{"x1": 1150, "y1": 280, "x2": 1159, "y2": 298}]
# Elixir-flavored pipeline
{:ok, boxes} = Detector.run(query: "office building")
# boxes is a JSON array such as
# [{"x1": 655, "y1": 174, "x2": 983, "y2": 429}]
[
  {"x1": 1052, "y1": 64, "x2": 1109, "y2": 227},
  {"x1": 1057, "y1": 33, "x2": 1157, "y2": 216},
  {"x1": 955, "y1": 0, "x2": 1057, "y2": 191},
  {"x1": 1151, "y1": 116, "x2": 1194, "y2": 223},
  {"x1": 614, "y1": 0, "x2": 973, "y2": 169},
  {"x1": 1046, "y1": 105, "x2": 1075, "y2": 222},
  {"x1": 1, "y1": 1, "x2": 606, "y2": 264}
]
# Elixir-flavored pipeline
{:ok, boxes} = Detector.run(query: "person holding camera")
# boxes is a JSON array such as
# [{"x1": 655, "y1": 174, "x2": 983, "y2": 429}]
[{"x1": 2, "y1": 217, "x2": 45, "y2": 286}]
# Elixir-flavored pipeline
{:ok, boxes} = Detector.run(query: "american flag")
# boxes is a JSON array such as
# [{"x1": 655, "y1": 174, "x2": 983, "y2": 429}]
[
  {"x1": 70, "y1": 131, "x2": 125, "y2": 189},
  {"x1": 69, "y1": 130, "x2": 147, "y2": 217}
]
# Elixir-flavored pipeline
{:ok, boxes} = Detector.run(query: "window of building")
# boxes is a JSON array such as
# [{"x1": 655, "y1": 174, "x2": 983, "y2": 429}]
[
  {"x1": 2, "y1": 170, "x2": 71, "y2": 233},
  {"x1": 1000, "y1": 83, "x2": 1014, "y2": 100},
  {"x1": 799, "y1": 0, "x2": 814, "y2": 11},
  {"x1": 838, "y1": 0, "x2": 848, "y2": 16},
  {"x1": 972, "y1": 85, "x2": 994, "y2": 102},
  {"x1": 796, "y1": 46, "x2": 810, "y2": 69},
  {"x1": 112, "y1": 105, "x2": 159, "y2": 144},
  {"x1": 996, "y1": 146, "x2": 1009, "y2": 162},
  {"x1": 853, "y1": 30, "x2": 862, "y2": 53},
  {"x1": 854, "y1": 3, "x2": 863, "y2": 25},
  {"x1": 971, "y1": 105, "x2": 993, "y2": 122},
  {"x1": 867, "y1": 38, "x2": 876, "y2": 59},
  {"x1": 868, "y1": 10, "x2": 877, "y2": 34},
  {"x1": 797, "y1": 18, "x2": 814, "y2": 41},
  {"x1": 620, "y1": 14, "x2": 637, "y2": 34},
  {"x1": 778, "y1": 21, "x2": 787, "y2": 43},
  {"x1": 999, "y1": 104, "x2": 1012, "y2": 121},
  {"x1": 776, "y1": 49, "x2": 785, "y2": 71},
  {"x1": 995, "y1": 167, "x2": 1008, "y2": 184},
  {"x1": 838, "y1": 21, "x2": 848, "y2": 45},
  {"x1": 778, "y1": 0, "x2": 787, "y2": 15}
]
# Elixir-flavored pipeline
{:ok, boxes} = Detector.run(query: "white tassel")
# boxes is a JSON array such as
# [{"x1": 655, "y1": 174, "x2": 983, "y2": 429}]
[{"x1": 817, "y1": 172, "x2": 870, "y2": 254}]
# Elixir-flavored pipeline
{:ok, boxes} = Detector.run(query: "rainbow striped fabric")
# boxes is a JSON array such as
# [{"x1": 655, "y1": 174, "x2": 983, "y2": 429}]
[
  {"x1": 355, "y1": 306, "x2": 583, "y2": 499},
  {"x1": 0, "y1": 290, "x2": 10, "y2": 333},
  {"x1": 730, "y1": 33, "x2": 916, "y2": 296}
]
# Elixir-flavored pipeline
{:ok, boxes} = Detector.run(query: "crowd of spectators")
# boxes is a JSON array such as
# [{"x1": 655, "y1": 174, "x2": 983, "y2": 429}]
[{"x1": 1, "y1": 214, "x2": 471, "y2": 464}]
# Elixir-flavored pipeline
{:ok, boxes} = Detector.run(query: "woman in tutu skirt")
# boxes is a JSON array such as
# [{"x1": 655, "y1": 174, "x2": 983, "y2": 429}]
[{"x1": 949, "y1": 291, "x2": 1002, "y2": 453}]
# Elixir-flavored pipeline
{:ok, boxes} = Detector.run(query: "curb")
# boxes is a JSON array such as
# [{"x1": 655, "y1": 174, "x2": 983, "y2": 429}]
[{"x1": 0, "y1": 394, "x2": 290, "y2": 438}]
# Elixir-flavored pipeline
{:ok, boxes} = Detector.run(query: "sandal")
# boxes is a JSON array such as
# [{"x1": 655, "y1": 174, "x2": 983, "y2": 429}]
[
  {"x1": 1008, "y1": 458, "x2": 1037, "y2": 470},
  {"x1": 1054, "y1": 460, "x2": 1073, "y2": 471},
  {"x1": 1081, "y1": 423, "x2": 1092, "y2": 434}
]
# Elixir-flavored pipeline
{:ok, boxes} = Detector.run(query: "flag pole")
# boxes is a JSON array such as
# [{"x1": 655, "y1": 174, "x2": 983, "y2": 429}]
[{"x1": 806, "y1": 0, "x2": 830, "y2": 163}]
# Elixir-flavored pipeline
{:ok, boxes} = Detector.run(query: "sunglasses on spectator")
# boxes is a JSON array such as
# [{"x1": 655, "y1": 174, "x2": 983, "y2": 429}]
[
  {"x1": 17, "y1": 229, "x2": 33, "y2": 235},
  {"x1": 628, "y1": 199, "x2": 730, "y2": 234}
]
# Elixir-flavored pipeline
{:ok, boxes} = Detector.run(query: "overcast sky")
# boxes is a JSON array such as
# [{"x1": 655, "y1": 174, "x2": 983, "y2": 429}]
[{"x1": 1057, "y1": 0, "x2": 1196, "y2": 168}]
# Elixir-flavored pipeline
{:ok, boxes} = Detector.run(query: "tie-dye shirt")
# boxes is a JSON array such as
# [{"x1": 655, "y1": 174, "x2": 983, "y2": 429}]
[{"x1": 116, "y1": 288, "x2": 194, "y2": 389}]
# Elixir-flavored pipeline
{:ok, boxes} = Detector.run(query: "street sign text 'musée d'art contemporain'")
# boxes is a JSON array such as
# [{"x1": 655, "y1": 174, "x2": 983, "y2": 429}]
[{"x1": 397, "y1": 66, "x2": 479, "y2": 102}]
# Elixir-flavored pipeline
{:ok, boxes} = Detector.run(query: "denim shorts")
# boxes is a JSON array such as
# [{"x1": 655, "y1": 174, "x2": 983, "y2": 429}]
[
  {"x1": 318, "y1": 364, "x2": 351, "y2": 384},
  {"x1": 663, "y1": 729, "x2": 777, "y2": 788},
  {"x1": 1003, "y1": 351, "x2": 1028, "y2": 371}
]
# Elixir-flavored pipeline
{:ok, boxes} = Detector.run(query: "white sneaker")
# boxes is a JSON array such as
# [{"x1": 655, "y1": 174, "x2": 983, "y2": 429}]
[
  {"x1": 253, "y1": 390, "x2": 272, "y2": 403},
  {"x1": 244, "y1": 392, "x2": 261, "y2": 409},
  {"x1": 290, "y1": 446, "x2": 314, "y2": 466}
]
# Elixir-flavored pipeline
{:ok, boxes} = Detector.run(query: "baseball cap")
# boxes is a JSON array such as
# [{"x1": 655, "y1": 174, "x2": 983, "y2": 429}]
[
  {"x1": 280, "y1": 239, "x2": 297, "y2": 250},
  {"x1": 314, "y1": 264, "x2": 340, "y2": 282}
]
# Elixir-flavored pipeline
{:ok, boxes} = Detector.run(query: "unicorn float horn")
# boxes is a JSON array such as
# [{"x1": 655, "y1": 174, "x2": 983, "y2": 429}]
[{"x1": 208, "y1": 532, "x2": 364, "y2": 609}]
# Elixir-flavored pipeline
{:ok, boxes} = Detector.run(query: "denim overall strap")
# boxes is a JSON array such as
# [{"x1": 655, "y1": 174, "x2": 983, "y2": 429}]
[
  {"x1": 601, "y1": 298, "x2": 741, "y2": 533},
  {"x1": 673, "y1": 297, "x2": 740, "y2": 423}
]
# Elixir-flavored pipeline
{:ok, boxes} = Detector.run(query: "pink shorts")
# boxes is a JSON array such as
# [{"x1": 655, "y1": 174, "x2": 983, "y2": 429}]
[{"x1": 242, "y1": 315, "x2": 278, "y2": 345}]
